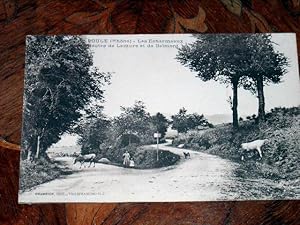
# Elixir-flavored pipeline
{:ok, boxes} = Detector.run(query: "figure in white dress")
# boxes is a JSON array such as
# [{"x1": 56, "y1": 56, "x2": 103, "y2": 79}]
[{"x1": 123, "y1": 151, "x2": 130, "y2": 167}]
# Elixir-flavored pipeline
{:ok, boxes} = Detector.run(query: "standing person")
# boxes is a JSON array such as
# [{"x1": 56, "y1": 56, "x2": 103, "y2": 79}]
[{"x1": 123, "y1": 151, "x2": 130, "y2": 167}]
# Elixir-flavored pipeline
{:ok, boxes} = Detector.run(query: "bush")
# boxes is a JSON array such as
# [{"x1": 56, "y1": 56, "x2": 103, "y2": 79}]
[
  {"x1": 102, "y1": 143, "x2": 138, "y2": 163},
  {"x1": 117, "y1": 134, "x2": 140, "y2": 148},
  {"x1": 100, "y1": 144, "x2": 180, "y2": 169},
  {"x1": 133, "y1": 147, "x2": 180, "y2": 169},
  {"x1": 19, "y1": 158, "x2": 62, "y2": 191}
]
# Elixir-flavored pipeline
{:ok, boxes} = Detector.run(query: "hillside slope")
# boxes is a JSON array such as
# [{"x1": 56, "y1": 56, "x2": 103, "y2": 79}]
[{"x1": 173, "y1": 107, "x2": 300, "y2": 195}]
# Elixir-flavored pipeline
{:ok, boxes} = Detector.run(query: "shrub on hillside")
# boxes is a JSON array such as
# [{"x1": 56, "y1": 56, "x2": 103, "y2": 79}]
[
  {"x1": 100, "y1": 144, "x2": 180, "y2": 169},
  {"x1": 117, "y1": 134, "x2": 141, "y2": 148},
  {"x1": 133, "y1": 147, "x2": 180, "y2": 169},
  {"x1": 104, "y1": 144, "x2": 139, "y2": 163},
  {"x1": 19, "y1": 158, "x2": 62, "y2": 191},
  {"x1": 260, "y1": 123, "x2": 300, "y2": 179},
  {"x1": 265, "y1": 106, "x2": 300, "y2": 129}
]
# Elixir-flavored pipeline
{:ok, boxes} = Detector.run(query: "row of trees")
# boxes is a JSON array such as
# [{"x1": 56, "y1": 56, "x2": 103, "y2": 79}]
[
  {"x1": 77, "y1": 101, "x2": 212, "y2": 154},
  {"x1": 176, "y1": 34, "x2": 289, "y2": 128},
  {"x1": 22, "y1": 36, "x2": 111, "y2": 160}
]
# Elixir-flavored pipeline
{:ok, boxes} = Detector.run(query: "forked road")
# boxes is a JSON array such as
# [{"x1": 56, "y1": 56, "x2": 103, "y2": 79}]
[{"x1": 19, "y1": 143, "x2": 243, "y2": 203}]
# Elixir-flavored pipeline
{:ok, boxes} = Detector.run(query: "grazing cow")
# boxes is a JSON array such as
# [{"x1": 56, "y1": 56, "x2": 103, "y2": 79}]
[
  {"x1": 73, "y1": 153, "x2": 96, "y2": 168},
  {"x1": 183, "y1": 152, "x2": 190, "y2": 159},
  {"x1": 241, "y1": 139, "x2": 268, "y2": 160}
]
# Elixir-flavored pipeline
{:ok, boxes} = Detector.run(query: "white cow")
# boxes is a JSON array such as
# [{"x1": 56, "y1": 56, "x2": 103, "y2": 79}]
[{"x1": 241, "y1": 139, "x2": 268, "y2": 160}]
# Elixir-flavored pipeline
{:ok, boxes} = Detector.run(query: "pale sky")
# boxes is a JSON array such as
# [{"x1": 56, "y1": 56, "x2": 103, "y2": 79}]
[
  {"x1": 53, "y1": 33, "x2": 300, "y2": 147},
  {"x1": 89, "y1": 33, "x2": 300, "y2": 118}
]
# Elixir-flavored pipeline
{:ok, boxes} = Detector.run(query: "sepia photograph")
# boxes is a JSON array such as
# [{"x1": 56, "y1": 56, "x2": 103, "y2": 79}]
[{"x1": 18, "y1": 34, "x2": 300, "y2": 203}]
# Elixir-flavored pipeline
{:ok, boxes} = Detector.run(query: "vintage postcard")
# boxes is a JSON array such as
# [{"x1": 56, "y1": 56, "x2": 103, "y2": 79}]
[{"x1": 19, "y1": 34, "x2": 300, "y2": 203}]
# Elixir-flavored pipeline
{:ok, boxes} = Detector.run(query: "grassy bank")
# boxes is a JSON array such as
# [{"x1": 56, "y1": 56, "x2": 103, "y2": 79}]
[
  {"x1": 102, "y1": 145, "x2": 180, "y2": 169},
  {"x1": 133, "y1": 146, "x2": 180, "y2": 169},
  {"x1": 19, "y1": 158, "x2": 71, "y2": 191},
  {"x1": 172, "y1": 107, "x2": 300, "y2": 186}
]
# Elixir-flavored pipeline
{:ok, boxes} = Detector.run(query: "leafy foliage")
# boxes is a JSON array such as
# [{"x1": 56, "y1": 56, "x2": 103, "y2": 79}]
[
  {"x1": 118, "y1": 134, "x2": 141, "y2": 148},
  {"x1": 19, "y1": 158, "x2": 64, "y2": 191},
  {"x1": 171, "y1": 107, "x2": 212, "y2": 133},
  {"x1": 151, "y1": 112, "x2": 169, "y2": 138},
  {"x1": 134, "y1": 147, "x2": 180, "y2": 169},
  {"x1": 101, "y1": 144, "x2": 180, "y2": 169},
  {"x1": 22, "y1": 36, "x2": 110, "y2": 159},
  {"x1": 241, "y1": 35, "x2": 289, "y2": 121},
  {"x1": 176, "y1": 34, "x2": 252, "y2": 128},
  {"x1": 78, "y1": 118, "x2": 111, "y2": 155},
  {"x1": 176, "y1": 34, "x2": 251, "y2": 84},
  {"x1": 113, "y1": 101, "x2": 151, "y2": 138},
  {"x1": 176, "y1": 34, "x2": 289, "y2": 126},
  {"x1": 111, "y1": 101, "x2": 158, "y2": 146},
  {"x1": 240, "y1": 35, "x2": 289, "y2": 93}
]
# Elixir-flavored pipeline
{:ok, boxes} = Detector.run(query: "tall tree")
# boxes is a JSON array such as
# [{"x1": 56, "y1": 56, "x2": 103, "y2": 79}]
[
  {"x1": 241, "y1": 35, "x2": 289, "y2": 122},
  {"x1": 77, "y1": 117, "x2": 111, "y2": 155},
  {"x1": 151, "y1": 112, "x2": 169, "y2": 138},
  {"x1": 176, "y1": 34, "x2": 289, "y2": 127},
  {"x1": 171, "y1": 108, "x2": 189, "y2": 133},
  {"x1": 176, "y1": 34, "x2": 251, "y2": 128},
  {"x1": 23, "y1": 36, "x2": 110, "y2": 159},
  {"x1": 113, "y1": 101, "x2": 151, "y2": 145},
  {"x1": 75, "y1": 104, "x2": 110, "y2": 154}
]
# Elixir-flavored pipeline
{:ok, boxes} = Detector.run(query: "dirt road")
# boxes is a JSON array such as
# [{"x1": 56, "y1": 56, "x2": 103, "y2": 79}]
[{"x1": 19, "y1": 143, "x2": 278, "y2": 203}]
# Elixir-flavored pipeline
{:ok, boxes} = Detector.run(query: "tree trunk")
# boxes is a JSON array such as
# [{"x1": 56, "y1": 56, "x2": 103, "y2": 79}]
[
  {"x1": 40, "y1": 149, "x2": 51, "y2": 161},
  {"x1": 28, "y1": 137, "x2": 38, "y2": 160},
  {"x1": 232, "y1": 80, "x2": 239, "y2": 128},
  {"x1": 128, "y1": 132, "x2": 131, "y2": 146},
  {"x1": 26, "y1": 146, "x2": 32, "y2": 161},
  {"x1": 257, "y1": 76, "x2": 265, "y2": 122},
  {"x1": 35, "y1": 135, "x2": 40, "y2": 159}
]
